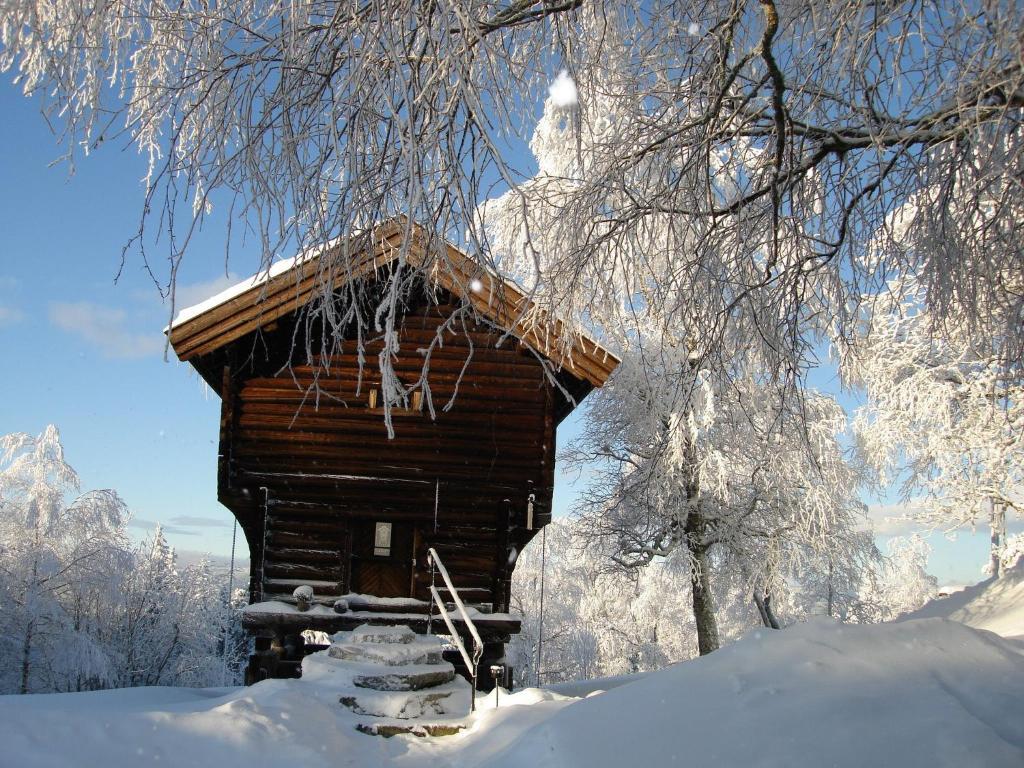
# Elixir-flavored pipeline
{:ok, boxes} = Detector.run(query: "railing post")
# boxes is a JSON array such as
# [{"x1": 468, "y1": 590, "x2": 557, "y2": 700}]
[{"x1": 426, "y1": 548, "x2": 484, "y2": 712}]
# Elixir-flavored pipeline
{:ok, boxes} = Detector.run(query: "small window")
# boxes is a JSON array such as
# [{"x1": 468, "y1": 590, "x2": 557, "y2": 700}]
[{"x1": 373, "y1": 522, "x2": 392, "y2": 557}]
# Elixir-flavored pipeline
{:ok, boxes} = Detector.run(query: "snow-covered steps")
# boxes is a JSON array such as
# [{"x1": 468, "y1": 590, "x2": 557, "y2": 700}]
[
  {"x1": 355, "y1": 720, "x2": 466, "y2": 738},
  {"x1": 340, "y1": 678, "x2": 470, "y2": 719},
  {"x1": 353, "y1": 662, "x2": 456, "y2": 691},
  {"x1": 325, "y1": 623, "x2": 471, "y2": 737},
  {"x1": 349, "y1": 624, "x2": 417, "y2": 645},
  {"x1": 329, "y1": 636, "x2": 444, "y2": 666}
]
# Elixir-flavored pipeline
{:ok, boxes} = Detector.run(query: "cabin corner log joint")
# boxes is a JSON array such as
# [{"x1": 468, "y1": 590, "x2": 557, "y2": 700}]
[{"x1": 168, "y1": 220, "x2": 619, "y2": 688}]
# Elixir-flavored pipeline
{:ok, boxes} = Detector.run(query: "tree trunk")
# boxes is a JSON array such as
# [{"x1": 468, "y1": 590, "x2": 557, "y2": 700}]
[
  {"x1": 763, "y1": 592, "x2": 780, "y2": 629},
  {"x1": 685, "y1": 511, "x2": 720, "y2": 655},
  {"x1": 20, "y1": 618, "x2": 33, "y2": 694},
  {"x1": 990, "y1": 500, "x2": 1007, "y2": 578},
  {"x1": 753, "y1": 589, "x2": 781, "y2": 629}
]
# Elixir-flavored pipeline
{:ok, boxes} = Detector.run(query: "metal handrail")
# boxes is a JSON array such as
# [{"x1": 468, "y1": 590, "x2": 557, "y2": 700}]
[{"x1": 426, "y1": 547, "x2": 483, "y2": 710}]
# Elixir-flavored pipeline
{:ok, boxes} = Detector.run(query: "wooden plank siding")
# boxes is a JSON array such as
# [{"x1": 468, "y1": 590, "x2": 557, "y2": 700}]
[{"x1": 219, "y1": 299, "x2": 554, "y2": 612}]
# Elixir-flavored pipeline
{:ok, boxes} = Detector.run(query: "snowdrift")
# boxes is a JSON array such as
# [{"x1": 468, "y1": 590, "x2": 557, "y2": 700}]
[
  {"x1": 487, "y1": 618, "x2": 1024, "y2": 768},
  {"x1": 0, "y1": 618, "x2": 1021, "y2": 768},
  {"x1": 901, "y1": 561, "x2": 1024, "y2": 639}
]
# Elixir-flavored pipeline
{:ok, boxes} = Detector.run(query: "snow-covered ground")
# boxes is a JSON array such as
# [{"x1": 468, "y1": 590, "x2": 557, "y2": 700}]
[
  {"x1": 902, "y1": 561, "x2": 1024, "y2": 640},
  {"x1": 1, "y1": 615, "x2": 1022, "y2": 768}
]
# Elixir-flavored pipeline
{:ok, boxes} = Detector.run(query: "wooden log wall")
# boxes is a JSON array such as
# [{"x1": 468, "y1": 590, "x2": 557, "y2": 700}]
[{"x1": 217, "y1": 300, "x2": 556, "y2": 611}]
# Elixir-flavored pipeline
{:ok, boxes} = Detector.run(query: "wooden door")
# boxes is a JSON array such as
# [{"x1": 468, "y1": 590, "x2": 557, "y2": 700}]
[{"x1": 351, "y1": 520, "x2": 414, "y2": 598}]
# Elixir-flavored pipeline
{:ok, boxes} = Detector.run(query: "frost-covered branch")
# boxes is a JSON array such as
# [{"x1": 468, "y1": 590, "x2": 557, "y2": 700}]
[
  {"x1": 847, "y1": 281, "x2": 1023, "y2": 569},
  {"x1": 1, "y1": 2, "x2": 1021, "y2": 388}
]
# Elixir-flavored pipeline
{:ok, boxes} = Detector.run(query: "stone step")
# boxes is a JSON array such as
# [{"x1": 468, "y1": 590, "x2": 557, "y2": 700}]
[
  {"x1": 356, "y1": 721, "x2": 466, "y2": 738},
  {"x1": 339, "y1": 678, "x2": 471, "y2": 720},
  {"x1": 353, "y1": 662, "x2": 456, "y2": 691},
  {"x1": 329, "y1": 638, "x2": 444, "y2": 667},
  {"x1": 349, "y1": 624, "x2": 416, "y2": 645}
]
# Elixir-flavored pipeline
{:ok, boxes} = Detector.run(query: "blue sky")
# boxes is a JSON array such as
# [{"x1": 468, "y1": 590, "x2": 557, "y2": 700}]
[{"x1": 0, "y1": 84, "x2": 1000, "y2": 585}]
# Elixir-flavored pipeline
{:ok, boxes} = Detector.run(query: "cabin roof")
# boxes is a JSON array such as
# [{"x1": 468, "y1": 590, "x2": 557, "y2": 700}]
[{"x1": 167, "y1": 219, "x2": 620, "y2": 388}]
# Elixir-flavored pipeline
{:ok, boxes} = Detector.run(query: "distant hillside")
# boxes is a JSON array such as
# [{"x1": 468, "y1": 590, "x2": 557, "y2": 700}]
[{"x1": 175, "y1": 548, "x2": 250, "y2": 576}]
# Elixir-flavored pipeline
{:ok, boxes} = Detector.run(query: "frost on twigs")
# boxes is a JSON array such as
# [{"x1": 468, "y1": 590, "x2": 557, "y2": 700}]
[
  {"x1": 2, "y1": 0, "x2": 1024, "y2": 417},
  {"x1": 4, "y1": 0, "x2": 1023, "y2": 409},
  {"x1": 846, "y1": 279, "x2": 1022, "y2": 572}
]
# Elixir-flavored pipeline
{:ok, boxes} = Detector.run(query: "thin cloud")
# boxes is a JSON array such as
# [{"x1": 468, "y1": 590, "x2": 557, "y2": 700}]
[
  {"x1": 127, "y1": 517, "x2": 201, "y2": 537},
  {"x1": 169, "y1": 515, "x2": 231, "y2": 528},
  {"x1": 865, "y1": 501, "x2": 932, "y2": 536},
  {"x1": 0, "y1": 304, "x2": 25, "y2": 327},
  {"x1": 172, "y1": 273, "x2": 240, "y2": 311},
  {"x1": 49, "y1": 301, "x2": 163, "y2": 359},
  {"x1": 866, "y1": 501, "x2": 1024, "y2": 537}
]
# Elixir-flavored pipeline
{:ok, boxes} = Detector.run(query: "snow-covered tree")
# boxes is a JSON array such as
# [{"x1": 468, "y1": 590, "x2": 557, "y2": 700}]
[
  {"x1": 509, "y1": 521, "x2": 713, "y2": 685},
  {"x1": 559, "y1": 330, "x2": 870, "y2": 656},
  {"x1": 0, "y1": 426, "x2": 246, "y2": 693},
  {"x1": 1, "y1": 2, "x2": 1021, "y2": 387},
  {"x1": 847, "y1": 285, "x2": 1023, "y2": 576},
  {"x1": 0, "y1": 426, "x2": 128, "y2": 693},
  {"x1": 109, "y1": 529, "x2": 247, "y2": 688},
  {"x1": 997, "y1": 533, "x2": 1024, "y2": 573},
  {"x1": 472, "y1": 59, "x2": 875, "y2": 656},
  {"x1": 507, "y1": 519, "x2": 919, "y2": 686},
  {"x1": 855, "y1": 536, "x2": 939, "y2": 623}
]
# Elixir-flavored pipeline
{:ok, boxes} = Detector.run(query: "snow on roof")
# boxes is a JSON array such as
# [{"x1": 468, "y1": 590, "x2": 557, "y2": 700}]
[
  {"x1": 170, "y1": 237, "x2": 341, "y2": 328},
  {"x1": 166, "y1": 219, "x2": 620, "y2": 388}
]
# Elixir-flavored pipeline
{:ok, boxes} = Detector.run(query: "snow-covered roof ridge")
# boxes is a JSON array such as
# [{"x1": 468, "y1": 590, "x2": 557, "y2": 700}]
[
  {"x1": 166, "y1": 218, "x2": 620, "y2": 388},
  {"x1": 170, "y1": 235, "x2": 342, "y2": 329}
]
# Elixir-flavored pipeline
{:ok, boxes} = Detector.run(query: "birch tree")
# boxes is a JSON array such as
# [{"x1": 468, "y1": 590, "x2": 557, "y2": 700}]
[
  {"x1": 563, "y1": 330, "x2": 870, "y2": 655},
  {"x1": 847, "y1": 285, "x2": 1023, "y2": 576}
]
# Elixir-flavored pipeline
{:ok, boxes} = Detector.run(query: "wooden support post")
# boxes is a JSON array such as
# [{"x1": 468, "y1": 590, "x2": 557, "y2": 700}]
[
  {"x1": 494, "y1": 499, "x2": 512, "y2": 613},
  {"x1": 539, "y1": 380, "x2": 556, "y2": 528},
  {"x1": 245, "y1": 630, "x2": 282, "y2": 685},
  {"x1": 341, "y1": 524, "x2": 354, "y2": 594}
]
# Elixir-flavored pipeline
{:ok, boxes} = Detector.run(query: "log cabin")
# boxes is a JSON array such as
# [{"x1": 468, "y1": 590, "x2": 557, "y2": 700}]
[{"x1": 167, "y1": 219, "x2": 619, "y2": 686}]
